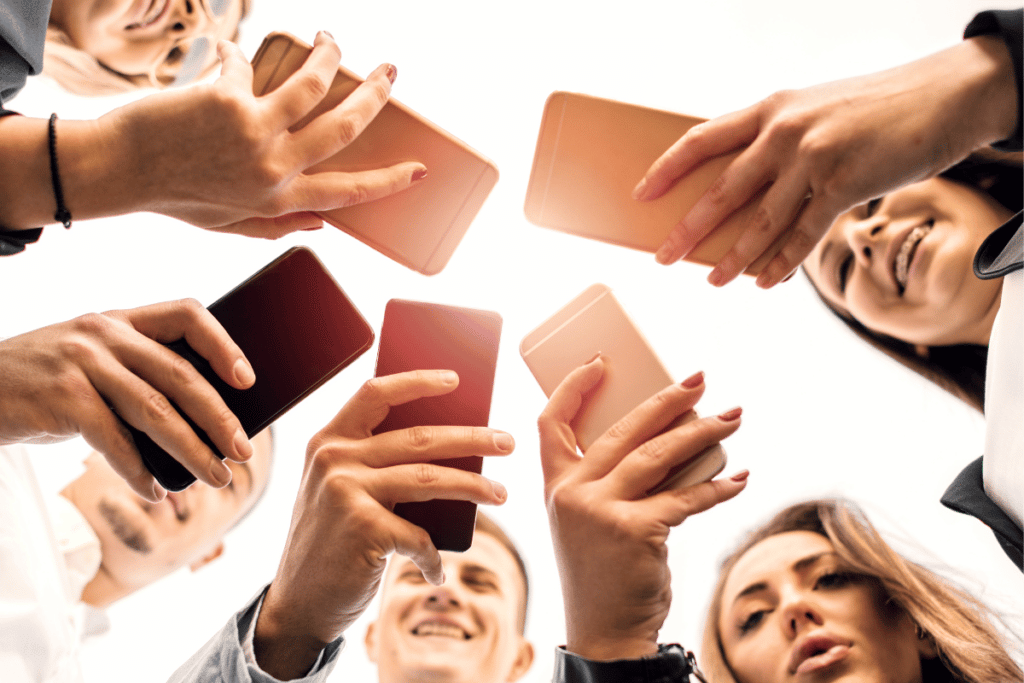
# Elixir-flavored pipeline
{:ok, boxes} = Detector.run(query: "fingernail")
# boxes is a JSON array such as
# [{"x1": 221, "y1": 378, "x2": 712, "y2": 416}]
[
  {"x1": 707, "y1": 267, "x2": 724, "y2": 287},
  {"x1": 493, "y1": 432, "x2": 514, "y2": 452},
  {"x1": 655, "y1": 242, "x2": 673, "y2": 265},
  {"x1": 234, "y1": 429, "x2": 253, "y2": 460},
  {"x1": 412, "y1": 168, "x2": 428, "y2": 182},
  {"x1": 755, "y1": 273, "x2": 771, "y2": 289},
  {"x1": 322, "y1": 30, "x2": 335, "y2": 40},
  {"x1": 585, "y1": 351, "x2": 602, "y2": 364},
  {"x1": 233, "y1": 358, "x2": 255, "y2": 387},
  {"x1": 680, "y1": 371, "x2": 705, "y2": 389},
  {"x1": 632, "y1": 178, "x2": 648, "y2": 201},
  {"x1": 730, "y1": 469, "x2": 750, "y2": 482},
  {"x1": 491, "y1": 480, "x2": 507, "y2": 501},
  {"x1": 384, "y1": 64, "x2": 397, "y2": 85},
  {"x1": 441, "y1": 370, "x2": 458, "y2": 385},
  {"x1": 781, "y1": 270, "x2": 796, "y2": 283},
  {"x1": 717, "y1": 406, "x2": 743, "y2": 422},
  {"x1": 211, "y1": 459, "x2": 232, "y2": 487}
]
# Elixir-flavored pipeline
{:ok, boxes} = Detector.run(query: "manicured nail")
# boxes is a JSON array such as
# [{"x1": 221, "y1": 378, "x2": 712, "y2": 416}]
[
  {"x1": 441, "y1": 370, "x2": 459, "y2": 385},
  {"x1": 234, "y1": 429, "x2": 253, "y2": 460},
  {"x1": 233, "y1": 358, "x2": 255, "y2": 387},
  {"x1": 655, "y1": 242, "x2": 674, "y2": 265},
  {"x1": 412, "y1": 168, "x2": 428, "y2": 182},
  {"x1": 632, "y1": 178, "x2": 648, "y2": 201},
  {"x1": 210, "y1": 459, "x2": 232, "y2": 487},
  {"x1": 730, "y1": 469, "x2": 750, "y2": 482},
  {"x1": 707, "y1": 267, "x2": 724, "y2": 287},
  {"x1": 717, "y1": 406, "x2": 743, "y2": 422},
  {"x1": 755, "y1": 272, "x2": 771, "y2": 289},
  {"x1": 586, "y1": 351, "x2": 602, "y2": 364},
  {"x1": 493, "y1": 432, "x2": 514, "y2": 452},
  {"x1": 385, "y1": 64, "x2": 397, "y2": 84},
  {"x1": 491, "y1": 480, "x2": 507, "y2": 501},
  {"x1": 323, "y1": 30, "x2": 334, "y2": 40},
  {"x1": 680, "y1": 371, "x2": 705, "y2": 389}
]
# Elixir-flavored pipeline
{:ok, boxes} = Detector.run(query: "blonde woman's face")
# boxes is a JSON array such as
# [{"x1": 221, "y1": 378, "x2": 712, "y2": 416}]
[
  {"x1": 51, "y1": 0, "x2": 244, "y2": 86},
  {"x1": 718, "y1": 531, "x2": 932, "y2": 683}
]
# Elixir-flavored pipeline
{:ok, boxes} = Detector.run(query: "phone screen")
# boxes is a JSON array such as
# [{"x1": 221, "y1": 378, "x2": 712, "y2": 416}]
[
  {"x1": 132, "y1": 247, "x2": 375, "y2": 491},
  {"x1": 373, "y1": 299, "x2": 502, "y2": 552}
]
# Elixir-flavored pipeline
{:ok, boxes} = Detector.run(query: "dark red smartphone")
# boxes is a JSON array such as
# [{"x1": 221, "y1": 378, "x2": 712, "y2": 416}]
[
  {"x1": 373, "y1": 299, "x2": 502, "y2": 552},
  {"x1": 130, "y1": 247, "x2": 375, "y2": 491}
]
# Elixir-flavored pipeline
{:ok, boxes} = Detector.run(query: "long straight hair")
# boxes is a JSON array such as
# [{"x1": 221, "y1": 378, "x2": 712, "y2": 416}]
[{"x1": 700, "y1": 500, "x2": 1023, "y2": 682}]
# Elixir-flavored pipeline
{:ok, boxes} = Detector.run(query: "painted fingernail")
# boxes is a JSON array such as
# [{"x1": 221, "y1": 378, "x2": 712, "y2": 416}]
[
  {"x1": 717, "y1": 406, "x2": 743, "y2": 422},
  {"x1": 586, "y1": 351, "x2": 602, "y2": 364},
  {"x1": 385, "y1": 64, "x2": 397, "y2": 85},
  {"x1": 781, "y1": 270, "x2": 796, "y2": 283},
  {"x1": 632, "y1": 178, "x2": 648, "y2": 201},
  {"x1": 655, "y1": 242, "x2": 673, "y2": 265},
  {"x1": 491, "y1": 480, "x2": 507, "y2": 501},
  {"x1": 412, "y1": 168, "x2": 428, "y2": 182},
  {"x1": 323, "y1": 30, "x2": 335, "y2": 40},
  {"x1": 233, "y1": 358, "x2": 255, "y2": 387},
  {"x1": 211, "y1": 459, "x2": 232, "y2": 487},
  {"x1": 234, "y1": 429, "x2": 253, "y2": 460},
  {"x1": 707, "y1": 267, "x2": 724, "y2": 287},
  {"x1": 730, "y1": 469, "x2": 750, "y2": 482},
  {"x1": 493, "y1": 432, "x2": 514, "y2": 452},
  {"x1": 681, "y1": 371, "x2": 705, "y2": 389}
]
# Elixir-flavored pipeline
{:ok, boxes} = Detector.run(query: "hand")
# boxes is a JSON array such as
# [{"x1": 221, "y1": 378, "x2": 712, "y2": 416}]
[
  {"x1": 635, "y1": 36, "x2": 1018, "y2": 288},
  {"x1": 0, "y1": 299, "x2": 255, "y2": 501},
  {"x1": 539, "y1": 359, "x2": 747, "y2": 661},
  {"x1": 95, "y1": 31, "x2": 426, "y2": 238},
  {"x1": 253, "y1": 370, "x2": 514, "y2": 680}
]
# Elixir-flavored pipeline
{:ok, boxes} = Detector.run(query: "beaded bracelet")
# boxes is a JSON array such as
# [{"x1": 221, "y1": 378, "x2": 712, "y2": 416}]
[{"x1": 48, "y1": 113, "x2": 72, "y2": 229}]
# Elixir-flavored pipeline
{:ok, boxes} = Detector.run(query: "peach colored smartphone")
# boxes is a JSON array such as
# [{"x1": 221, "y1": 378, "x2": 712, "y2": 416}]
[
  {"x1": 524, "y1": 92, "x2": 785, "y2": 274},
  {"x1": 520, "y1": 284, "x2": 726, "y2": 492},
  {"x1": 250, "y1": 32, "x2": 499, "y2": 276}
]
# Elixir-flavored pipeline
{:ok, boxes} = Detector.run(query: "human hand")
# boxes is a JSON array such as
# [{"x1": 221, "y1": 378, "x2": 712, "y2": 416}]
[
  {"x1": 0, "y1": 299, "x2": 254, "y2": 501},
  {"x1": 101, "y1": 31, "x2": 426, "y2": 239},
  {"x1": 253, "y1": 370, "x2": 513, "y2": 680},
  {"x1": 635, "y1": 36, "x2": 1018, "y2": 288},
  {"x1": 538, "y1": 359, "x2": 747, "y2": 661}
]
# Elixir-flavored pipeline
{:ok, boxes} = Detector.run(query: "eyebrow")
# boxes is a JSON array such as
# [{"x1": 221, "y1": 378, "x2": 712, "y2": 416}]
[
  {"x1": 730, "y1": 552, "x2": 836, "y2": 606},
  {"x1": 461, "y1": 564, "x2": 503, "y2": 589}
]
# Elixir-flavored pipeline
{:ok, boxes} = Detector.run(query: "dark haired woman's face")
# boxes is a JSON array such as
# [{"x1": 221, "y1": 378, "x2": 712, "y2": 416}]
[
  {"x1": 51, "y1": 0, "x2": 243, "y2": 86},
  {"x1": 718, "y1": 531, "x2": 932, "y2": 683},
  {"x1": 804, "y1": 177, "x2": 1009, "y2": 347}
]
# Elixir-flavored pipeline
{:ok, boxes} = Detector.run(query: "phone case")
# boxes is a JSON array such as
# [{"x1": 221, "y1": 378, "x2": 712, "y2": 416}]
[
  {"x1": 250, "y1": 32, "x2": 499, "y2": 276},
  {"x1": 133, "y1": 247, "x2": 375, "y2": 491},
  {"x1": 373, "y1": 300, "x2": 503, "y2": 552},
  {"x1": 520, "y1": 284, "x2": 725, "y2": 492},
  {"x1": 524, "y1": 92, "x2": 786, "y2": 274}
]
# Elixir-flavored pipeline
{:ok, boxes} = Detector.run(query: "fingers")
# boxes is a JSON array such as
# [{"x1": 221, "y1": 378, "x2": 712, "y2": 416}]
[
  {"x1": 372, "y1": 464, "x2": 507, "y2": 509},
  {"x1": 638, "y1": 471, "x2": 749, "y2": 528},
  {"x1": 537, "y1": 357, "x2": 605, "y2": 482},
  {"x1": 285, "y1": 162, "x2": 427, "y2": 213},
  {"x1": 635, "y1": 107, "x2": 760, "y2": 203},
  {"x1": 390, "y1": 516, "x2": 445, "y2": 585},
  {"x1": 321, "y1": 370, "x2": 461, "y2": 440},
  {"x1": 266, "y1": 31, "x2": 344, "y2": 130},
  {"x1": 365, "y1": 425, "x2": 515, "y2": 466},
  {"x1": 213, "y1": 39, "x2": 253, "y2": 95},
  {"x1": 609, "y1": 412, "x2": 741, "y2": 500},
  {"x1": 289, "y1": 61, "x2": 397, "y2": 168},
  {"x1": 216, "y1": 212, "x2": 324, "y2": 239},
  {"x1": 755, "y1": 196, "x2": 841, "y2": 288}
]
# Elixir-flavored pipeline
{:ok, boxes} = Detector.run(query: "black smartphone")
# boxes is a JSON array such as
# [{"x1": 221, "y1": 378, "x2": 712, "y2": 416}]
[
  {"x1": 130, "y1": 247, "x2": 375, "y2": 491},
  {"x1": 372, "y1": 299, "x2": 502, "y2": 552}
]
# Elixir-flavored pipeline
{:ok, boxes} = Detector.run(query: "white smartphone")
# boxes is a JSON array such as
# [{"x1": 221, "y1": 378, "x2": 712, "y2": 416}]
[{"x1": 520, "y1": 284, "x2": 726, "y2": 492}]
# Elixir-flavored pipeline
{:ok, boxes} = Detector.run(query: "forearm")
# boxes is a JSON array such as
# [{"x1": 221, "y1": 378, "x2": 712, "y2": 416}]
[{"x1": 252, "y1": 586, "x2": 335, "y2": 681}]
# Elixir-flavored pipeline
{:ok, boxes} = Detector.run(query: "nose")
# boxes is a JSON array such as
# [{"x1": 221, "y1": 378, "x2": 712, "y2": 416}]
[
  {"x1": 168, "y1": 0, "x2": 207, "y2": 35},
  {"x1": 423, "y1": 586, "x2": 462, "y2": 612},
  {"x1": 780, "y1": 594, "x2": 824, "y2": 639},
  {"x1": 847, "y1": 217, "x2": 885, "y2": 269}
]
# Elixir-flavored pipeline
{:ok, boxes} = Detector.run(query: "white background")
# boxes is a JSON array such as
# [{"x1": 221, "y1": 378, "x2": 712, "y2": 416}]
[{"x1": 6, "y1": 0, "x2": 1022, "y2": 679}]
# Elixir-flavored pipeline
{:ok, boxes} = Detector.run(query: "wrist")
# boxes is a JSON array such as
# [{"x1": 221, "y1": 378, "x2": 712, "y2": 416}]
[
  {"x1": 948, "y1": 36, "x2": 1018, "y2": 149},
  {"x1": 565, "y1": 630, "x2": 660, "y2": 662},
  {"x1": 253, "y1": 583, "x2": 333, "y2": 680}
]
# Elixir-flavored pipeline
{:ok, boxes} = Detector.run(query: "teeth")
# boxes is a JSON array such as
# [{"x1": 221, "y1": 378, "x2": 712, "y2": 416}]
[
  {"x1": 129, "y1": 0, "x2": 164, "y2": 28},
  {"x1": 894, "y1": 222, "x2": 933, "y2": 292},
  {"x1": 412, "y1": 623, "x2": 469, "y2": 639}
]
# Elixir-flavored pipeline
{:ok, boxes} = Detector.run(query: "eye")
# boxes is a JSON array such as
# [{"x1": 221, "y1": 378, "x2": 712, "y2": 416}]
[
  {"x1": 838, "y1": 252, "x2": 854, "y2": 293},
  {"x1": 399, "y1": 570, "x2": 427, "y2": 584},
  {"x1": 464, "y1": 576, "x2": 498, "y2": 592},
  {"x1": 865, "y1": 197, "x2": 883, "y2": 217},
  {"x1": 739, "y1": 609, "x2": 767, "y2": 635},
  {"x1": 814, "y1": 571, "x2": 852, "y2": 590}
]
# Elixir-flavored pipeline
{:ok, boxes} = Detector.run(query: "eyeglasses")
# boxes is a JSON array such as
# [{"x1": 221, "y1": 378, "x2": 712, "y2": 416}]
[{"x1": 146, "y1": 0, "x2": 236, "y2": 88}]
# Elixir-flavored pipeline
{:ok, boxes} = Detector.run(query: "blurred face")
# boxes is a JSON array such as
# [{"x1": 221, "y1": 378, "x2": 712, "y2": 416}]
[
  {"x1": 718, "y1": 531, "x2": 932, "y2": 683},
  {"x1": 365, "y1": 532, "x2": 533, "y2": 683},
  {"x1": 63, "y1": 429, "x2": 271, "y2": 598},
  {"x1": 49, "y1": 0, "x2": 244, "y2": 86},
  {"x1": 804, "y1": 178, "x2": 1009, "y2": 347}
]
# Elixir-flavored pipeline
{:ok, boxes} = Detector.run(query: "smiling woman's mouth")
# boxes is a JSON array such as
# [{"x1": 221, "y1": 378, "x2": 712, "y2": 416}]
[
  {"x1": 894, "y1": 220, "x2": 934, "y2": 294},
  {"x1": 127, "y1": 0, "x2": 168, "y2": 29}
]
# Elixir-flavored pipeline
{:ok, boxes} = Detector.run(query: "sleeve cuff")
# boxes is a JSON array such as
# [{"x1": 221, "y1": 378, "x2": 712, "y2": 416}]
[
  {"x1": 965, "y1": 9, "x2": 1024, "y2": 152},
  {"x1": 0, "y1": 227, "x2": 43, "y2": 256},
  {"x1": 553, "y1": 644, "x2": 697, "y2": 683}
]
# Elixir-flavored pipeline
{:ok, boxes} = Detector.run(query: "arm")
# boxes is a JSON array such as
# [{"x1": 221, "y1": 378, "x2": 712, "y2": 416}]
[
  {"x1": 636, "y1": 22, "x2": 1020, "y2": 289},
  {"x1": 538, "y1": 359, "x2": 747, "y2": 669},
  {"x1": 0, "y1": 32, "x2": 426, "y2": 240}
]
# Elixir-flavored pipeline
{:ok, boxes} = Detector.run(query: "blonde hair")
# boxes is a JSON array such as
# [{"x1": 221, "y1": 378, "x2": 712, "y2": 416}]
[{"x1": 700, "y1": 500, "x2": 1022, "y2": 683}]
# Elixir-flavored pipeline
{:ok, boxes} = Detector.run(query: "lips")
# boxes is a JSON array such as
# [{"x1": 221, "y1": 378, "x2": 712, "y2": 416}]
[
  {"x1": 892, "y1": 221, "x2": 934, "y2": 295},
  {"x1": 127, "y1": 0, "x2": 170, "y2": 29},
  {"x1": 411, "y1": 618, "x2": 472, "y2": 640},
  {"x1": 788, "y1": 634, "x2": 851, "y2": 675}
]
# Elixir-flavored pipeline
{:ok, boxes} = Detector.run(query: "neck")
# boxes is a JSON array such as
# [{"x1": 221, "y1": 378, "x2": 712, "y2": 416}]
[{"x1": 970, "y1": 282, "x2": 1003, "y2": 346}]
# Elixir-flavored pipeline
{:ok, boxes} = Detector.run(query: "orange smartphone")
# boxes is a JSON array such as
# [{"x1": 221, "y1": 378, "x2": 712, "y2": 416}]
[
  {"x1": 250, "y1": 32, "x2": 499, "y2": 276},
  {"x1": 524, "y1": 92, "x2": 784, "y2": 274},
  {"x1": 520, "y1": 284, "x2": 725, "y2": 492}
]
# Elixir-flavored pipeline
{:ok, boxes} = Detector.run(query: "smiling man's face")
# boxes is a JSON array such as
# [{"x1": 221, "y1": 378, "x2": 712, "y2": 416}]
[{"x1": 365, "y1": 531, "x2": 533, "y2": 683}]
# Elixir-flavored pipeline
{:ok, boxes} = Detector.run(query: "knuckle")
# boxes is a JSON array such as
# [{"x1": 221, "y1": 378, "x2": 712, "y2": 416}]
[
  {"x1": 703, "y1": 172, "x2": 731, "y2": 207},
  {"x1": 358, "y1": 377, "x2": 387, "y2": 404},
  {"x1": 412, "y1": 462, "x2": 440, "y2": 487},
  {"x1": 71, "y1": 312, "x2": 111, "y2": 338},
  {"x1": 169, "y1": 352, "x2": 200, "y2": 385},
  {"x1": 604, "y1": 413, "x2": 635, "y2": 441},
  {"x1": 298, "y1": 71, "x2": 330, "y2": 102},
  {"x1": 341, "y1": 181, "x2": 370, "y2": 208},
  {"x1": 142, "y1": 391, "x2": 176, "y2": 423},
  {"x1": 635, "y1": 437, "x2": 667, "y2": 463},
  {"x1": 406, "y1": 425, "x2": 434, "y2": 451},
  {"x1": 786, "y1": 227, "x2": 817, "y2": 256},
  {"x1": 333, "y1": 115, "x2": 362, "y2": 149},
  {"x1": 59, "y1": 334, "x2": 99, "y2": 367}
]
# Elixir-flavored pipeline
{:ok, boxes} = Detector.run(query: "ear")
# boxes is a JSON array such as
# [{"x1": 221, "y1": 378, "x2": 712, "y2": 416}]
[
  {"x1": 505, "y1": 637, "x2": 535, "y2": 682},
  {"x1": 189, "y1": 542, "x2": 224, "y2": 572},
  {"x1": 916, "y1": 629, "x2": 939, "y2": 660},
  {"x1": 913, "y1": 344, "x2": 930, "y2": 359},
  {"x1": 364, "y1": 620, "x2": 379, "y2": 664}
]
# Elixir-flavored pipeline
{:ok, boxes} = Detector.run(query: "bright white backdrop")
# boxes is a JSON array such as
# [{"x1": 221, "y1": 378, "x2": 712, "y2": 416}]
[{"x1": 5, "y1": 0, "x2": 1022, "y2": 680}]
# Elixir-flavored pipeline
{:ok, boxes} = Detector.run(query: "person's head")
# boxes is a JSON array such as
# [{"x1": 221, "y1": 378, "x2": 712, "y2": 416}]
[
  {"x1": 45, "y1": 0, "x2": 250, "y2": 95},
  {"x1": 364, "y1": 513, "x2": 534, "y2": 683},
  {"x1": 802, "y1": 154, "x2": 1023, "y2": 411},
  {"x1": 62, "y1": 427, "x2": 273, "y2": 606},
  {"x1": 702, "y1": 500, "x2": 1022, "y2": 683}
]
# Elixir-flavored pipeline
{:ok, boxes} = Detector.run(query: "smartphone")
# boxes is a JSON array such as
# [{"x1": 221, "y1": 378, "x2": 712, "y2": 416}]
[
  {"x1": 520, "y1": 284, "x2": 725, "y2": 492},
  {"x1": 373, "y1": 300, "x2": 502, "y2": 552},
  {"x1": 131, "y1": 247, "x2": 375, "y2": 491},
  {"x1": 250, "y1": 32, "x2": 499, "y2": 276},
  {"x1": 524, "y1": 91, "x2": 785, "y2": 274}
]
